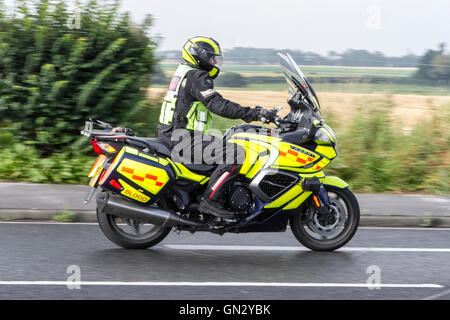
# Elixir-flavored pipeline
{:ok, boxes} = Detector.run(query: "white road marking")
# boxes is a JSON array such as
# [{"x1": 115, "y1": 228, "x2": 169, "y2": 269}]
[
  {"x1": 358, "y1": 227, "x2": 450, "y2": 231},
  {"x1": 166, "y1": 244, "x2": 450, "y2": 253},
  {"x1": 0, "y1": 281, "x2": 442, "y2": 288},
  {"x1": 422, "y1": 288, "x2": 450, "y2": 300}
]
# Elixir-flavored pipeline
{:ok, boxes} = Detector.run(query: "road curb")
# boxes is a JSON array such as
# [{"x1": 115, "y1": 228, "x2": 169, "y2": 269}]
[
  {"x1": 1, "y1": 209, "x2": 450, "y2": 228},
  {"x1": 0, "y1": 209, "x2": 97, "y2": 222},
  {"x1": 360, "y1": 215, "x2": 450, "y2": 228}
]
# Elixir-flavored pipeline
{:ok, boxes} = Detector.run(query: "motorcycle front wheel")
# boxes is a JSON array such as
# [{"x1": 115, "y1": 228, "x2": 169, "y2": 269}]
[
  {"x1": 289, "y1": 186, "x2": 360, "y2": 251},
  {"x1": 97, "y1": 208, "x2": 171, "y2": 249}
]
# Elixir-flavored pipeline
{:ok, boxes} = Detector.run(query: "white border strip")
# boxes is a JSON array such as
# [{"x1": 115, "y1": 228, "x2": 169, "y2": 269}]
[
  {"x1": 1, "y1": 222, "x2": 449, "y2": 231},
  {"x1": 0, "y1": 281, "x2": 442, "y2": 288},
  {"x1": 166, "y1": 245, "x2": 450, "y2": 253}
]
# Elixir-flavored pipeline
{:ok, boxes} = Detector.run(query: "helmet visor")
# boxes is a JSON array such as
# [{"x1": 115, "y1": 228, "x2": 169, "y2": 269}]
[{"x1": 209, "y1": 54, "x2": 223, "y2": 69}]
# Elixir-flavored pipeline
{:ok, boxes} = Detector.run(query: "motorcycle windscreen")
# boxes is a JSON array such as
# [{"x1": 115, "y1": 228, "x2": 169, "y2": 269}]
[{"x1": 277, "y1": 52, "x2": 321, "y2": 112}]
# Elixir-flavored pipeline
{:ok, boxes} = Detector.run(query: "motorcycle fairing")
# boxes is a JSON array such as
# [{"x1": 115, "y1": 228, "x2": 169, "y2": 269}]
[
  {"x1": 227, "y1": 129, "x2": 342, "y2": 211},
  {"x1": 322, "y1": 176, "x2": 349, "y2": 189},
  {"x1": 167, "y1": 159, "x2": 210, "y2": 185}
]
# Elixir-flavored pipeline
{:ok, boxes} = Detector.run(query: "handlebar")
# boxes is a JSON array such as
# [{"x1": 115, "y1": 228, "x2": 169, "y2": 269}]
[{"x1": 263, "y1": 106, "x2": 296, "y2": 130}]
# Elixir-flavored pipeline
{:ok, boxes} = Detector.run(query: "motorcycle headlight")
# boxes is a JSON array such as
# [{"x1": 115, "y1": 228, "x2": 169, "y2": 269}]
[{"x1": 314, "y1": 125, "x2": 336, "y2": 146}]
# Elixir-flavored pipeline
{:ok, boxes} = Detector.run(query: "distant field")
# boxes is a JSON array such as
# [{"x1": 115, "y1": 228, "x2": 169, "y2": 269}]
[
  {"x1": 148, "y1": 87, "x2": 450, "y2": 131},
  {"x1": 226, "y1": 83, "x2": 450, "y2": 96},
  {"x1": 158, "y1": 63, "x2": 450, "y2": 96},
  {"x1": 152, "y1": 81, "x2": 450, "y2": 96},
  {"x1": 161, "y1": 63, "x2": 416, "y2": 78}
]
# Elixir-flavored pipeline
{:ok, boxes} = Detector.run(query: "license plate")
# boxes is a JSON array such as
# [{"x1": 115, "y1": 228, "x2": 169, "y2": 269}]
[
  {"x1": 88, "y1": 155, "x2": 106, "y2": 187},
  {"x1": 88, "y1": 155, "x2": 107, "y2": 177},
  {"x1": 88, "y1": 165, "x2": 104, "y2": 187}
]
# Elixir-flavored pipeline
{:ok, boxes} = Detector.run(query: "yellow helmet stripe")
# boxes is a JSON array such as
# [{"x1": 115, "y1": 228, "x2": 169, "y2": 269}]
[
  {"x1": 189, "y1": 36, "x2": 221, "y2": 54},
  {"x1": 209, "y1": 67, "x2": 218, "y2": 78},
  {"x1": 182, "y1": 47, "x2": 197, "y2": 66}
]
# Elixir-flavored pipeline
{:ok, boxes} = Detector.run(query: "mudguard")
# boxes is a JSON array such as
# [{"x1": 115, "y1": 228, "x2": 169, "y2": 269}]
[{"x1": 322, "y1": 176, "x2": 349, "y2": 189}]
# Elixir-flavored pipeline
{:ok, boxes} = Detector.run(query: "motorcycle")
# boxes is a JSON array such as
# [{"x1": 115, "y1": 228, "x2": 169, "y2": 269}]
[{"x1": 81, "y1": 52, "x2": 359, "y2": 251}]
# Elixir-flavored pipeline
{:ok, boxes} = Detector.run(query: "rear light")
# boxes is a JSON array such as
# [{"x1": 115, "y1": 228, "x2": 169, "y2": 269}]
[
  {"x1": 109, "y1": 179, "x2": 122, "y2": 190},
  {"x1": 91, "y1": 139, "x2": 103, "y2": 155},
  {"x1": 90, "y1": 140, "x2": 117, "y2": 155},
  {"x1": 105, "y1": 145, "x2": 117, "y2": 153}
]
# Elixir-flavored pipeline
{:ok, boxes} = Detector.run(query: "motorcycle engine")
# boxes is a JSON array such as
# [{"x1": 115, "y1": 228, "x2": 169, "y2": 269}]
[{"x1": 225, "y1": 183, "x2": 252, "y2": 213}]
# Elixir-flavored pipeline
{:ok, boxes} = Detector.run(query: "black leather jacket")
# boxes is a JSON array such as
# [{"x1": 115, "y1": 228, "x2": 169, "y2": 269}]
[{"x1": 158, "y1": 68, "x2": 261, "y2": 146}]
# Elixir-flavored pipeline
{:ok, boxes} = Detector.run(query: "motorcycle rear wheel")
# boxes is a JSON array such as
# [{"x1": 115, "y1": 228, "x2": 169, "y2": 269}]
[
  {"x1": 97, "y1": 208, "x2": 171, "y2": 249},
  {"x1": 289, "y1": 186, "x2": 360, "y2": 251}
]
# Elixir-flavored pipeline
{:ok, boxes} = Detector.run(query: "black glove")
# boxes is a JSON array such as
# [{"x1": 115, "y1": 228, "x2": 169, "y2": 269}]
[{"x1": 258, "y1": 107, "x2": 278, "y2": 124}]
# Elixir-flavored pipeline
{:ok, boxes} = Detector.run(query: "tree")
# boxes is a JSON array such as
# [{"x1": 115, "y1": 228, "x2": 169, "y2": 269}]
[
  {"x1": 415, "y1": 43, "x2": 450, "y2": 84},
  {"x1": 215, "y1": 72, "x2": 248, "y2": 87},
  {"x1": 0, "y1": 0, "x2": 158, "y2": 153},
  {"x1": 430, "y1": 54, "x2": 450, "y2": 83}
]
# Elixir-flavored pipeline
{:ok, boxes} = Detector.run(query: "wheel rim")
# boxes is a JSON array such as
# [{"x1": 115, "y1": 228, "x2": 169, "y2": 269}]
[
  {"x1": 301, "y1": 191, "x2": 351, "y2": 241},
  {"x1": 106, "y1": 215, "x2": 166, "y2": 241}
]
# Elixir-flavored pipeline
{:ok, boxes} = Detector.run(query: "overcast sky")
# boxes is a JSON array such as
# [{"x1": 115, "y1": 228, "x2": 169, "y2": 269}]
[
  {"x1": 121, "y1": 0, "x2": 449, "y2": 56},
  {"x1": 4, "y1": 0, "x2": 450, "y2": 56}
]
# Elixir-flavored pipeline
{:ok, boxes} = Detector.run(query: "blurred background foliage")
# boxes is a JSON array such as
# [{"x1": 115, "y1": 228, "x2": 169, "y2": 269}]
[
  {"x1": 0, "y1": 0, "x2": 158, "y2": 153},
  {"x1": 323, "y1": 99, "x2": 449, "y2": 194},
  {"x1": 160, "y1": 47, "x2": 422, "y2": 67},
  {"x1": 160, "y1": 44, "x2": 450, "y2": 96},
  {"x1": 0, "y1": 0, "x2": 448, "y2": 193},
  {"x1": 215, "y1": 72, "x2": 248, "y2": 87}
]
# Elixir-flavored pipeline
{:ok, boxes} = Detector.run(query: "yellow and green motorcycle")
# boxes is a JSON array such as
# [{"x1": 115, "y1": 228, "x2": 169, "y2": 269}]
[{"x1": 81, "y1": 52, "x2": 359, "y2": 251}]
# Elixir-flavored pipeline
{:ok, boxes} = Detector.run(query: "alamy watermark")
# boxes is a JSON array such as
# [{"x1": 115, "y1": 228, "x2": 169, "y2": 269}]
[
  {"x1": 67, "y1": 2, "x2": 81, "y2": 30},
  {"x1": 366, "y1": 265, "x2": 381, "y2": 289},
  {"x1": 366, "y1": 5, "x2": 382, "y2": 30},
  {"x1": 66, "y1": 265, "x2": 81, "y2": 289},
  {"x1": 169, "y1": 127, "x2": 279, "y2": 165}
]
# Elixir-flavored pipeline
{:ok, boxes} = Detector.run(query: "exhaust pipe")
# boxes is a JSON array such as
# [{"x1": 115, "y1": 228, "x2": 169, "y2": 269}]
[{"x1": 96, "y1": 192, "x2": 203, "y2": 228}]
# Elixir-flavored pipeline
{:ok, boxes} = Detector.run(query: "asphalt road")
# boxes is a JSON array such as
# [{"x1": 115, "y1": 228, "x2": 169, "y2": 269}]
[{"x1": 1, "y1": 222, "x2": 450, "y2": 300}]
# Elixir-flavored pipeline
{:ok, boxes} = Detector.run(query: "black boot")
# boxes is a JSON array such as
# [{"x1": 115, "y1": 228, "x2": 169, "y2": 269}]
[{"x1": 198, "y1": 198, "x2": 236, "y2": 218}]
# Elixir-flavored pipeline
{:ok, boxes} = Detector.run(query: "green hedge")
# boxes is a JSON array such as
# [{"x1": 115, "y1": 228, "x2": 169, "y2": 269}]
[
  {"x1": 0, "y1": 128, "x2": 91, "y2": 183},
  {"x1": 0, "y1": 0, "x2": 158, "y2": 154},
  {"x1": 215, "y1": 72, "x2": 248, "y2": 87},
  {"x1": 324, "y1": 98, "x2": 450, "y2": 194}
]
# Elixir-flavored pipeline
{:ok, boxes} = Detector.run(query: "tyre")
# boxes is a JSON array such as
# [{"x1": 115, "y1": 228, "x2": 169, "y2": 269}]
[
  {"x1": 289, "y1": 186, "x2": 360, "y2": 251},
  {"x1": 97, "y1": 207, "x2": 171, "y2": 249}
]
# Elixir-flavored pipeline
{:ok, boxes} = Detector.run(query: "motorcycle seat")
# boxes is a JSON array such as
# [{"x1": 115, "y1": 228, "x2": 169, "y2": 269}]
[
  {"x1": 184, "y1": 163, "x2": 216, "y2": 174},
  {"x1": 141, "y1": 138, "x2": 172, "y2": 157},
  {"x1": 140, "y1": 138, "x2": 216, "y2": 174}
]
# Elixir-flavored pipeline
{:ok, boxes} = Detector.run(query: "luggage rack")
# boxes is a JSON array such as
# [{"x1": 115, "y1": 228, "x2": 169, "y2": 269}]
[
  {"x1": 81, "y1": 120, "x2": 113, "y2": 138},
  {"x1": 81, "y1": 120, "x2": 158, "y2": 156}
]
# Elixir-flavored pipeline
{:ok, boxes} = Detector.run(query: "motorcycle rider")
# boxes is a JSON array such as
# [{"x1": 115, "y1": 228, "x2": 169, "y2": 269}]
[{"x1": 157, "y1": 36, "x2": 277, "y2": 218}]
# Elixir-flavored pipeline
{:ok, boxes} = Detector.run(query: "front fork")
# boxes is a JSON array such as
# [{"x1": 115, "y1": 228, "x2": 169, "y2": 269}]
[
  {"x1": 302, "y1": 177, "x2": 332, "y2": 217},
  {"x1": 318, "y1": 186, "x2": 331, "y2": 206}
]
